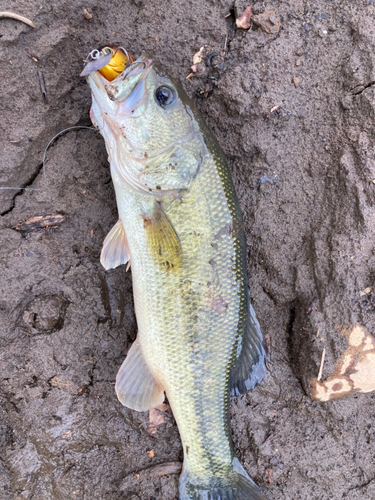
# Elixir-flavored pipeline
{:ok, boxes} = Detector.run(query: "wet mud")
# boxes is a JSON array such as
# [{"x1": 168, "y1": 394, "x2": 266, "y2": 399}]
[{"x1": 1, "y1": 0, "x2": 375, "y2": 498}]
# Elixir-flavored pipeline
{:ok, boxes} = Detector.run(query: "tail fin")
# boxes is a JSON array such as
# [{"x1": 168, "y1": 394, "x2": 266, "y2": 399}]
[{"x1": 179, "y1": 458, "x2": 268, "y2": 500}]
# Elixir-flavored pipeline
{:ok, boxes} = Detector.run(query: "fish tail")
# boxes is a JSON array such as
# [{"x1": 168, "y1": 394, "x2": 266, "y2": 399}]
[{"x1": 179, "y1": 458, "x2": 268, "y2": 500}]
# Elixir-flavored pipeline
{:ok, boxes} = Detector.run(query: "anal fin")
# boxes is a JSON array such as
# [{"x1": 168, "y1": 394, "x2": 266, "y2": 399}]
[
  {"x1": 230, "y1": 303, "x2": 268, "y2": 396},
  {"x1": 100, "y1": 219, "x2": 131, "y2": 270},
  {"x1": 115, "y1": 339, "x2": 165, "y2": 411}
]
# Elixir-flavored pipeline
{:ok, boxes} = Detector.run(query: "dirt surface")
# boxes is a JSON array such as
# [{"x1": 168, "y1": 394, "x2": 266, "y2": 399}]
[{"x1": 1, "y1": 0, "x2": 375, "y2": 499}]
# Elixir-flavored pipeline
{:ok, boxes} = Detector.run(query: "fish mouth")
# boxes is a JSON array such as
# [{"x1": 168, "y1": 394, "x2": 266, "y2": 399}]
[
  {"x1": 85, "y1": 53, "x2": 153, "y2": 98},
  {"x1": 80, "y1": 46, "x2": 134, "y2": 79}
]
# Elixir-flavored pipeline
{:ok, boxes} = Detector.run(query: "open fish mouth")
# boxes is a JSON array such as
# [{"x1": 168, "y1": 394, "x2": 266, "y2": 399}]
[
  {"x1": 81, "y1": 47, "x2": 154, "y2": 103},
  {"x1": 80, "y1": 46, "x2": 134, "y2": 81}
]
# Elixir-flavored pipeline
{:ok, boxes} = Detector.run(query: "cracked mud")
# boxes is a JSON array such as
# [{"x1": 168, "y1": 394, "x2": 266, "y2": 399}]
[{"x1": 1, "y1": 1, "x2": 375, "y2": 499}]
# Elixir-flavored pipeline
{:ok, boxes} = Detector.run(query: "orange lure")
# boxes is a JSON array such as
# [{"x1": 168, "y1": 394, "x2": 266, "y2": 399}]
[
  {"x1": 98, "y1": 46, "x2": 134, "y2": 81},
  {"x1": 81, "y1": 46, "x2": 133, "y2": 81}
]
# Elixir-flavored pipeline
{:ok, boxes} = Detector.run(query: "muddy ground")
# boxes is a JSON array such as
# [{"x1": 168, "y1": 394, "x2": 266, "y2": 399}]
[{"x1": 1, "y1": 0, "x2": 375, "y2": 498}]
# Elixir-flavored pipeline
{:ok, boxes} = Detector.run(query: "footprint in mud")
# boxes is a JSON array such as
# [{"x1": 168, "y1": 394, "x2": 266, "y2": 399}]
[{"x1": 21, "y1": 294, "x2": 68, "y2": 334}]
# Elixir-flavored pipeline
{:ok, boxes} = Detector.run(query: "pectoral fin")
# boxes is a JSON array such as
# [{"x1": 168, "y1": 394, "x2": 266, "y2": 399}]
[
  {"x1": 100, "y1": 219, "x2": 131, "y2": 270},
  {"x1": 230, "y1": 303, "x2": 268, "y2": 396},
  {"x1": 143, "y1": 204, "x2": 183, "y2": 271},
  {"x1": 116, "y1": 339, "x2": 165, "y2": 411}
]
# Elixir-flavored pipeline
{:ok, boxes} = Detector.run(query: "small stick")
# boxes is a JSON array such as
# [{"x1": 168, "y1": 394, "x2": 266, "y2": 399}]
[
  {"x1": 262, "y1": 432, "x2": 274, "y2": 445},
  {"x1": 38, "y1": 71, "x2": 47, "y2": 101},
  {"x1": 317, "y1": 348, "x2": 326, "y2": 381},
  {"x1": 0, "y1": 11, "x2": 35, "y2": 28},
  {"x1": 120, "y1": 461, "x2": 182, "y2": 490}
]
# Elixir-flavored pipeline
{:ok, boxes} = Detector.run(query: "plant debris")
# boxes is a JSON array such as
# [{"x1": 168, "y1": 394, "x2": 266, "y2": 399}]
[
  {"x1": 120, "y1": 461, "x2": 182, "y2": 491},
  {"x1": 38, "y1": 71, "x2": 47, "y2": 101},
  {"x1": 14, "y1": 214, "x2": 66, "y2": 232},
  {"x1": 265, "y1": 468, "x2": 274, "y2": 484},
  {"x1": 236, "y1": 6, "x2": 252, "y2": 30},
  {"x1": 148, "y1": 403, "x2": 170, "y2": 434},
  {"x1": 187, "y1": 47, "x2": 206, "y2": 78},
  {"x1": 83, "y1": 8, "x2": 93, "y2": 20},
  {"x1": 311, "y1": 326, "x2": 375, "y2": 401},
  {"x1": 0, "y1": 11, "x2": 35, "y2": 27}
]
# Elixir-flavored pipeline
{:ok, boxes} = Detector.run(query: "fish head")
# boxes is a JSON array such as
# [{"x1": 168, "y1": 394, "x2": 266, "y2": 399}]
[{"x1": 86, "y1": 53, "x2": 204, "y2": 195}]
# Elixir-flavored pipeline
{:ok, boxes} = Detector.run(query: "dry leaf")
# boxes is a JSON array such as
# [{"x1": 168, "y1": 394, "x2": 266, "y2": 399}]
[
  {"x1": 236, "y1": 6, "x2": 252, "y2": 30},
  {"x1": 148, "y1": 407, "x2": 168, "y2": 434},
  {"x1": 192, "y1": 47, "x2": 204, "y2": 65},
  {"x1": 359, "y1": 287, "x2": 372, "y2": 297},
  {"x1": 311, "y1": 326, "x2": 375, "y2": 401},
  {"x1": 265, "y1": 468, "x2": 274, "y2": 484},
  {"x1": 14, "y1": 214, "x2": 66, "y2": 232}
]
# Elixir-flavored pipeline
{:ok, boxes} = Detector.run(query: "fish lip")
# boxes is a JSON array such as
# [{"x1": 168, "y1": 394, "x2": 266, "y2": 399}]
[
  {"x1": 87, "y1": 69, "x2": 108, "y2": 90},
  {"x1": 112, "y1": 53, "x2": 154, "y2": 84}
]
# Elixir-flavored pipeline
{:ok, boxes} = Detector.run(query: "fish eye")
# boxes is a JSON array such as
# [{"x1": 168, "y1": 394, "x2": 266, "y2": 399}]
[{"x1": 155, "y1": 86, "x2": 175, "y2": 107}]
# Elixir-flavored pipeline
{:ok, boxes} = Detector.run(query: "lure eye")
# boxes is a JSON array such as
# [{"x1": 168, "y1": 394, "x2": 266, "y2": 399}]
[{"x1": 155, "y1": 86, "x2": 175, "y2": 106}]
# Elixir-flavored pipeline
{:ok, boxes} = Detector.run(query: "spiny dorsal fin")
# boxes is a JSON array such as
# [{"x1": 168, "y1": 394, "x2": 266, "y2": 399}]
[
  {"x1": 116, "y1": 339, "x2": 165, "y2": 412},
  {"x1": 100, "y1": 219, "x2": 131, "y2": 270},
  {"x1": 230, "y1": 303, "x2": 268, "y2": 396},
  {"x1": 142, "y1": 204, "x2": 182, "y2": 271}
]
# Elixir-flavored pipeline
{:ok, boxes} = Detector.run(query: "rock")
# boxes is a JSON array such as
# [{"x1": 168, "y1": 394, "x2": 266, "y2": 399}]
[{"x1": 253, "y1": 10, "x2": 281, "y2": 34}]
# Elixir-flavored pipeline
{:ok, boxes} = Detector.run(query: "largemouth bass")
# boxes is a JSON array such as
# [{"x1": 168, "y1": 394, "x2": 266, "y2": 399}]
[{"x1": 83, "y1": 49, "x2": 268, "y2": 500}]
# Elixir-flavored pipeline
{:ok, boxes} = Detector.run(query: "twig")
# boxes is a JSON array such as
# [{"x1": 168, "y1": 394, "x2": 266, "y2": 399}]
[
  {"x1": 317, "y1": 348, "x2": 326, "y2": 381},
  {"x1": 223, "y1": 34, "x2": 228, "y2": 52},
  {"x1": 13, "y1": 214, "x2": 66, "y2": 232},
  {"x1": 120, "y1": 461, "x2": 182, "y2": 490},
  {"x1": 0, "y1": 11, "x2": 35, "y2": 28},
  {"x1": 262, "y1": 432, "x2": 274, "y2": 445},
  {"x1": 38, "y1": 71, "x2": 47, "y2": 101}
]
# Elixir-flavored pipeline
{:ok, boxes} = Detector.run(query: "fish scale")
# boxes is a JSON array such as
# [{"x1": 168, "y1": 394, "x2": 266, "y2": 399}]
[{"x1": 85, "y1": 51, "x2": 268, "y2": 499}]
